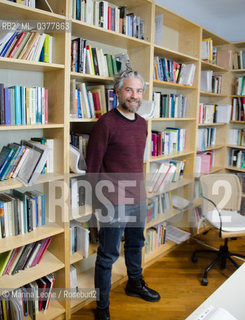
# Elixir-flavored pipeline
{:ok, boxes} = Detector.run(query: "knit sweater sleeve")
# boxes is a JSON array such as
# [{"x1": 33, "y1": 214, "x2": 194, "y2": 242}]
[{"x1": 86, "y1": 119, "x2": 109, "y2": 173}]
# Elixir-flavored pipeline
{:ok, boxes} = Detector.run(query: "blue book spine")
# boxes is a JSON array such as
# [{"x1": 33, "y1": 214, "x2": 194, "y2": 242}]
[
  {"x1": 0, "y1": 149, "x2": 14, "y2": 180},
  {"x1": 4, "y1": 88, "x2": 11, "y2": 125},
  {"x1": 14, "y1": 85, "x2": 21, "y2": 125},
  {"x1": 76, "y1": 89, "x2": 81, "y2": 118},
  {"x1": 111, "y1": 8, "x2": 115, "y2": 31},
  {"x1": 0, "y1": 31, "x2": 18, "y2": 57},
  {"x1": 41, "y1": 194, "x2": 45, "y2": 226},
  {"x1": 21, "y1": 86, "x2": 26, "y2": 125}
]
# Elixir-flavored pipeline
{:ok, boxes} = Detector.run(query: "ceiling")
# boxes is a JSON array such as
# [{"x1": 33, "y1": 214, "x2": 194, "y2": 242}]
[{"x1": 156, "y1": 0, "x2": 245, "y2": 41}]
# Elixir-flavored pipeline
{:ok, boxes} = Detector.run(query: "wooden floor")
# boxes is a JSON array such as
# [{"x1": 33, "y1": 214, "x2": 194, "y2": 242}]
[{"x1": 71, "y1": 230, "x2": 245, "y2": 320}]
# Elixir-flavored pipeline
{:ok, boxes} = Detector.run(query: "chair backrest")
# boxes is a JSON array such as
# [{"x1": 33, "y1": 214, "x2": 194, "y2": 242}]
[{"x1": 200, "y1": 173, "x2": 241, "y2": 212}]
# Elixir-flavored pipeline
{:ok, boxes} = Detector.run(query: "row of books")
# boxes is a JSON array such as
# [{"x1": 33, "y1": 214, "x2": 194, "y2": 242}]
[
  {"x1": 148, "y1": 160, "x2": 185, "y2": 194},
  {"x1": 0, "y1": 139, "x2": 50, "y2": 185},
  {"x1": 229, "y1": 149, "x2": 245, "y2": 169},
  {"x1": 0, "y1": 189, "x2": 45, "y2": 239},
  {"x1": 145, "y1": 223, "x2": 166, "y2": 254},
  {"x1": 197, "y1": 127, "x2": 216, "y2": 152},
  {"x1": 72, "y1": 0, "x2": 144, "y2": 40},
  {"x1": 234, "y1": 76, "x2": 245, "y2": 96},
  {"x1": 201, "y1": 38, "x2": 213, "y2": 63},
  {"x1": 232, "y1": 50, "x2": 245, "y2": 70},
  {"x1": 151, "y1": 128, "x2": 186, "y2": 157},
  {"x1": 70, "y1": 220, "x2": 90, "y2": 259},
  {"x1": 231, "y1": 97, "x2": 245, "y2": 121},
  {"x1": 152, "y1": 92, "x2": 187, "y2": 118},
  {"x1": 7, "y1": 0, "x2": 36, "y2": 8},
  {"x1": 0, "y1": 84, "x2": 48, "y2": 126},
  {"x1": 147, "y1": 192, "x2": 172, "y2": 223},
  {"x1": 190, "y1": 206, "x2": 203, "y2": 234},
  {"x1": 229, "y1": 129, "x2": 245, "y2": 147},
  {"x1": 198, "y1": 103, "x2": 231, "y2": 124},
  {"x1": 200, "y1": 70, "x2": 222, "y2": 94},
  {"x1": 70, "y1": 81, "x2": 117, "y2": 119},
  {"x1": 153, "y1": 57, "x2": 196, "y2": 86},
  {"x1": 0, "y1": 273, "x2": 55, "y2": 319},
  {"x1": 201, "y1": 38, "x2": 232, "y2": 69},
  {"x1": 0, "y1": 31, "x2": 54, "y2": 63},
  {"x1": 0, "y1": 237, "x2": 51, "y2": 277},
  {"x1": 195, "y1": 151, "x2": 214, "y2": 177},
  {"x1": 70, "y1": 133, "x2": 89, "y2": 160},
  {"x1": 71, "y1": 38, "x2": 128, "y2": 76}
]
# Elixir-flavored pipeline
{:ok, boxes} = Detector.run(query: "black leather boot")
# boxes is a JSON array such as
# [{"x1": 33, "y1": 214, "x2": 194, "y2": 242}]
[
  {"x1": 95, "y1": 306, "x2": 110, "y2": 320},
  {"x1": 125, "y1": 277, "x2": 161, "y2": 302}
]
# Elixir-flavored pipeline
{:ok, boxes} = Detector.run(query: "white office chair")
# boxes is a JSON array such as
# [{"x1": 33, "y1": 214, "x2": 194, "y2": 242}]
[{"x1": 192, "y1": 173, "x2": 245, "y2": 285}]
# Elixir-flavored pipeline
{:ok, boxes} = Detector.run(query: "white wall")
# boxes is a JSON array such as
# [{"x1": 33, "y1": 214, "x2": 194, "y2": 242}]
[{"x1": 155, "y1": 0, "x2": 245, "y2": 42}]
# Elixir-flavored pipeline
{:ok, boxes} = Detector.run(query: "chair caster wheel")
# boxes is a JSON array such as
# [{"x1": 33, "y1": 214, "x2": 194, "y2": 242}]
[
  {"x1": 192, "y1": 254, "x2": 198, "y2": 263},
  {"x1": 201, "y1": 277, "x2": 208, "y2": 286}
]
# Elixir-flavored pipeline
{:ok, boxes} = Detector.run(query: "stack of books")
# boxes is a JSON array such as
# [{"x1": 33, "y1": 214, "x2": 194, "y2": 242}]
[
  {"x1": 72, "y1": 0, "x2": 144, "y2": 40},
  {"x1": 0, "y1": 139, "x2": 50, "y2": 185},
  {"x1": 0, "y1": 237, "x2": 51, "y2": 276},
  {"x1": 70, "y1": 81, "x2": 117, "y2": 119},
  {"x1": 0, "y1": 83, "x2": 48, "y2": 126},
  {"x1": 0, "y1": 31, "x2": 54, "y2": 62},
  {"x1": 0, "y1": 189, "x2": 45, "y2": 238},
  {"x1": 0, "y1": 273, "x2": 55, "y2": 318}
]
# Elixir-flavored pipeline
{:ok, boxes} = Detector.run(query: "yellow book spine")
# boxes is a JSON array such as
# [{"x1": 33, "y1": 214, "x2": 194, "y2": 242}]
[
  {"x1": 89, "y1": 45, "x2": 95, "y2": 75},
  {"x1": 43, "y1": 34, "x2": 50, "y2": 63}
]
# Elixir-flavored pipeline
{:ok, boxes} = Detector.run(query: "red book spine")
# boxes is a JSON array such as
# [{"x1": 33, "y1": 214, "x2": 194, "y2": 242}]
[
  {"x1": 8, "y1": 32, "x2": 26, "y2": 58},
  {"x1": 92, "y1": 92, "x2": 102, "y2": 118},
  {"x1": 108, "y1": 6, "x2": 112, "y2": 30}
]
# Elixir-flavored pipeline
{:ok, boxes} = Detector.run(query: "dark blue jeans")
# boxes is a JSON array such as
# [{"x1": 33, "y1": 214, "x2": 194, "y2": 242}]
[{"x1": 95, "y1": 203, "x2": 147, "y2": 309}]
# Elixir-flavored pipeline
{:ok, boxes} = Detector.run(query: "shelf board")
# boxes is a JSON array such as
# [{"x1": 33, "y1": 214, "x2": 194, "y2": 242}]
[
  {"x1": 33, "y1": 300, "x2": 65, "y2": 320},
  {"x1": 150, "y1": 117, "x2": 196, "y2": 122},
  {"x1": 197, "y1": 144, "x2": 224, "y2": 152},
  {"x1": 0, "y1": 172, "x2": 64, "y2": 192},
  {"x1": 198, "y1": 122, "x2": 226, "y2": 127},
  {"x1": 0, "y1": 0, "x2": 66, "y2": 20},
  {"x1": 149, "y1": 150, "x2": 194, "y2": 162},
  {"x1": 193, "y1": 197, "x2": 202, "y2": 208},
  {"x1": 201, "y1": 61, "x2": 228, "y2": 72},
  {"x1": 146, "y1": 208, "x2": 180, "y2": 228},
  {"x1": 200, "y1": 91, "x2": 228, "y2": 97},
  {"x1": 147, "y1": 178, "x2": 193, "y2": 198},
  {"x1": 0, "y1": 123, "x2": 64, "y2": 131},
  {"x1": 232, "y1": 69, "x2": 245, "y2": 73},
  {"x1": 225, "y1": 166, "x2": 245, "y2": 173},
  {"x1": 227, "y1": 144, "x2": 245, "y2": 150},
  {"x1": 70, "y1": 118, "x2": 98, "y2": 123},
  {"x1": 154, "y1": 45, "x2": 198, "y2": 63},
  {"x1": 230, "y1": 120, "x2": 245, "y2": 124},
  {"x1": 0, "y1": 251, "x2": 64, "y2": 289},
  {"x1": 210, "y1": 166, "x2": 224, "y2": 173},
  {"x1": 153, "y1": 80, "x2": 197, "y2": 90},
  {"x1": 70, "y1": 255, "x2": 126, "y2": 310},
  {"x1": 0, "y1": 57, "x2": 64, "y2": 72},
  {"x1": 72, "y1": 19, "x2": 151, "y2": 50},
  {"x1": 70, "y1": 252, "x2": 84, "y2": 265},
  {"x1": 70, "y1": 72, "x2": 114, "y2": 83},
  {"x1": 70, "y1": 205, "x2": 93, "y2": 221},
  {"x1": 144, "y1": 240, "x2": 177, "y2": 265},
  {"x1": 70, "y1": 243, "x2": 98, "y2": 265},
  {"x1": 0, "y1": 224, "x2": 64, "y2": 253}
]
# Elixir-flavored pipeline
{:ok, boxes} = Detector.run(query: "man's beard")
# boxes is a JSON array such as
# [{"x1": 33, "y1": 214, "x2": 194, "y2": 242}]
[{"x1": 121, "y1": 99, "x2": 142, "y2": 113}]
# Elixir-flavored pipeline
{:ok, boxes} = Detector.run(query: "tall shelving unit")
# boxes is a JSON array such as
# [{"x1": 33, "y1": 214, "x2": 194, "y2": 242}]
[{"x1": 0, "y1": 0, "x2": 244, "y2": 319}]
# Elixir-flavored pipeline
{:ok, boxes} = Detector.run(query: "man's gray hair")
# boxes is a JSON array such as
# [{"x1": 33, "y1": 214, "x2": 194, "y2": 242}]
[{"x1": 114, "y1": 69, "x2": 146, "y2": 92}]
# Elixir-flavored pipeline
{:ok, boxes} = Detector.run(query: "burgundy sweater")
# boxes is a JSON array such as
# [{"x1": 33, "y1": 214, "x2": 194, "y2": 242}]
[{"x1": 86, "y1": 108, "x2": 147, "y2": 204}]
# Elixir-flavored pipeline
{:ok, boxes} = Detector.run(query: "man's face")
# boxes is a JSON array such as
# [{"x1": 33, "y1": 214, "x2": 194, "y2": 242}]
[{"x1": 117, "y1": 77, "x2": 143, "y2": 113}]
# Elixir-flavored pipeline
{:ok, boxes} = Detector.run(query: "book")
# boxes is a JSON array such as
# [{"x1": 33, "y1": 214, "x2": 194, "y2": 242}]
[{"x1": 17, "y1": 140, "x2": 49, "y2": 186}]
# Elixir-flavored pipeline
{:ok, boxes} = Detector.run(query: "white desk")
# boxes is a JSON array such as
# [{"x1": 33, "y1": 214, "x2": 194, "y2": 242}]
[{"x1": 186, "y1": 263, "x2": 245, "y2": 320}]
